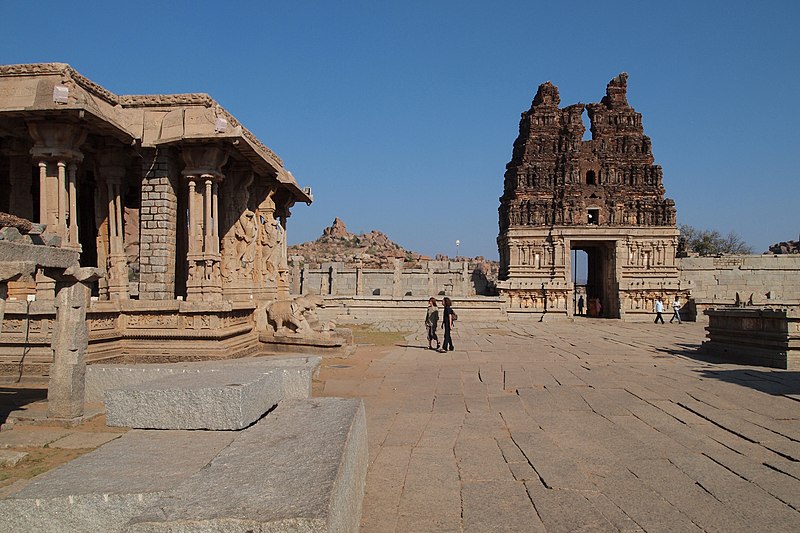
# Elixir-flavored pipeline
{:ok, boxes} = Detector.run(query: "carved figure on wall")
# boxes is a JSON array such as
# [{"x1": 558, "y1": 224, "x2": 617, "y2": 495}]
[{"x1": 233, "y1": 209, "x2": 257, "y2": 278}]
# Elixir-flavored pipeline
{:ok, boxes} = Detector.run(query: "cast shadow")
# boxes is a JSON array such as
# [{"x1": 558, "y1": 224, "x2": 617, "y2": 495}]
[
  {"x1": 0, "y1": 386, "x2": 48, "y2": 425},
  {"x1": 656, "y1": 345, "x2": 800, "y2": 396}
]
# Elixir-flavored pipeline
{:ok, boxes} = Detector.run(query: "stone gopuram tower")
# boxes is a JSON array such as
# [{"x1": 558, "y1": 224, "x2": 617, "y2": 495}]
[{"x1": 497, "y1": 73, "x2": 683, "y2": 320}]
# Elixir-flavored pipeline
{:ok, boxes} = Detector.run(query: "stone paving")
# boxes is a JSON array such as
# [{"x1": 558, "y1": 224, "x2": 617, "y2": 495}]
[{"x1": 318, "y1": 319, "x2": 800, "y2": 532}]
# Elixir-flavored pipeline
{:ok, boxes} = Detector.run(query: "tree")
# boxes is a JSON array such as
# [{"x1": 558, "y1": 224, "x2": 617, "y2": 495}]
[{"x1": 678, "y1": 224, "x2": 753, "y2": 255}]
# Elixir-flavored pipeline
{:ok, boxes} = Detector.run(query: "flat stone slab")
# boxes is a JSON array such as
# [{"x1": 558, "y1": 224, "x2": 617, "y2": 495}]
[
  {"x1": 104, "y1": 366, "x2": 284, "y2": 430},
  {"x1": 0, "y1": 398, "x2": 367, "y2": 533},
  {"x1": 127, "y1": 398, "x2": 368, "y2": 532},
  {"x1": 0, "y1": 428, "x2": 69, "y2": 448},
  {"x1": 49, "y1": 431, "x2": 124, "y2": 449},
  {"x1": 0, "y1": 429, "x2": 236, "y2": 532},
  {"x1": 85, "y1": 356, "x2": 320, "y2": 403}
]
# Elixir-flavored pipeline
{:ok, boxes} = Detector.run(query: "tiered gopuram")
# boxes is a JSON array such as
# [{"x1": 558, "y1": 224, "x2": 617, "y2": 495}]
[{"x1": 497, "y1": 73, "x2": 683, "y2": 319}]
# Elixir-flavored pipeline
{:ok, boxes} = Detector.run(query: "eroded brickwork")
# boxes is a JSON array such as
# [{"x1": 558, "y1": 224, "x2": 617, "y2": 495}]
[{"x1": 139, "y1": 150, "x2": 178, "y2": 300}]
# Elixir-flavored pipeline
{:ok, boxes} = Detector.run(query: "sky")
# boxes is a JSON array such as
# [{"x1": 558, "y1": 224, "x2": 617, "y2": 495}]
[{"x1": 2, "y1": 1, "x2": 798, "y2": 259}]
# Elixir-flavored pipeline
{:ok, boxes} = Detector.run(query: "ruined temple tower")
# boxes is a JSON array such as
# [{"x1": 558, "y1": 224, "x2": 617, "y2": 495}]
[{"x1": 497, "y1": 73, "x2": 683, "y2": 319}]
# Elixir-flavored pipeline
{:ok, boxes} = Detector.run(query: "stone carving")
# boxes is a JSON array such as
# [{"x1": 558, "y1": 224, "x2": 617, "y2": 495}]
[
  {"x1": 499, "y1": 73, "x2": 676, "y2": 233},
  {"x1": 266, "y1": 294, "x2": 325, "y2": 335}
]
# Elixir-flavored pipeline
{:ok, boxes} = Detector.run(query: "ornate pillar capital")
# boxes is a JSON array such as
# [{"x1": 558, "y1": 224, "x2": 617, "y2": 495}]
[
  {"x1": 27, "y1": 121, "x2": 86, "y2": 163},
  {"x1": 181, "y1": 144, "x2": 229, "y2": 180}
]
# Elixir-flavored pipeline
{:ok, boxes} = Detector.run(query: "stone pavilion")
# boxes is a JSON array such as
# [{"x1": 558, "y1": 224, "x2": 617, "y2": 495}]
[{"x1": 0, "y1": 63, "x2": 312, "y2": 375}]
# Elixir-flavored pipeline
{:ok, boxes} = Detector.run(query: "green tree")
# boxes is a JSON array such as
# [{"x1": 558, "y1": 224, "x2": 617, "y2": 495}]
[{"x1": 679, "y1": 224, "x2": 753, "y2": 255}]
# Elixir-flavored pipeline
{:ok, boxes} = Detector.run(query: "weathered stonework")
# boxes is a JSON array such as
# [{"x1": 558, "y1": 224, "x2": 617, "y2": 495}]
[
  {"x1": 497, "y1": 74, "x2": 682, "y2": 319},
  {"x1": 0, "y1": 63, "x2": 313, "y2": 379}
]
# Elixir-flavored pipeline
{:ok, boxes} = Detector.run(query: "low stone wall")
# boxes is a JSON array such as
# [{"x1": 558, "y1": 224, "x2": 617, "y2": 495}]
[
  {"x1": 315, "y1": 295, "x2": 508, "y2": 324},
  {"x1": 678, "y1": 255, "x2": 800, "y2": 319},
  {"x1": 293, "y1": 260, "x2": 494, "y2": 297},
  {"x1": 701, "y1": 307, "x2": 800, "y2": 369}
]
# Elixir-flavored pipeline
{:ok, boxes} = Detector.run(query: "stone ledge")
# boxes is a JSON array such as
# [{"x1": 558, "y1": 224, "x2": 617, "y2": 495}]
[
  {"x1": 104, "y1": 367, "x2": 284, "y2": 430},
  {"x1": 127, "y1": 398, "x2": 367, "y2": 532},
  {"x1": 0, "y1": 398, "x2": 367, "y2": 533},
  {"x1": 85, "y1": 356, "x2": 320, "y2": 403}
]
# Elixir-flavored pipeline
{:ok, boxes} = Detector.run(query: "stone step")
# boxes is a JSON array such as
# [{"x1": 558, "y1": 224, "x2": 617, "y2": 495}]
[
  {"x1": 104, "y1": 366, "x2": 285, "y2": 430},
  {"x1": 0, "y1": 398, "x2": 367, "y2": 533},
  {"x1": 85, "y1": 355, "x2": 320, "y2": 403}
]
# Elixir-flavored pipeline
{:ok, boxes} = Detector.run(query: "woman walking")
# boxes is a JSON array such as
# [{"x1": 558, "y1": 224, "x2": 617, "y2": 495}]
[
  {"x1": 425, "y1": 297, "x2": 440, "y2": 350},
  {"x1": 441, "y1": 297, "x2": 456, "y2": 352}
]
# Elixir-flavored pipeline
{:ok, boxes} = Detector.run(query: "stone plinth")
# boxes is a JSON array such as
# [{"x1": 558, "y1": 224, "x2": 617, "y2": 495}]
[
  {"x1": 104, "y1": 366, "x2": 284, "y2": 430},
  {"x1": 702, "y1": 307, "x2": 800, "y2": 369},
  {"x1": 85, "y1": 356, "x2": 320, "y2": 403},
  {"x1": 0, "y1": 398, "x2": 367, "y2": 533}
]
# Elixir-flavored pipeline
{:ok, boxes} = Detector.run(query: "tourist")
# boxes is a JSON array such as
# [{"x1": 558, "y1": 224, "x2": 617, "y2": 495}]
[
  {"x1": 654, "y1": 297, "x2": 665, "y2": 324},
  {"x1": 595, "y1": 298, "x2": 602, "y2": 317},
  {"x1": 577, "y1": 295, "x2": 584, "y2": 316},
  {"x1": 441, "y1": 297, "x2": 456, "y2": 351},
  {"x1": 425, "y1": 297, "x2": 440, "y2": 350},
  {"x1": 670, "y1": 295, "x2": 682, "y2": 324}
]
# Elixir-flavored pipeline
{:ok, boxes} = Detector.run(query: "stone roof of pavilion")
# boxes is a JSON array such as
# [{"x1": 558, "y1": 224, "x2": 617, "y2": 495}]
[{"x1": 0, "y1": 63, "x2": 310, "y2": 203}]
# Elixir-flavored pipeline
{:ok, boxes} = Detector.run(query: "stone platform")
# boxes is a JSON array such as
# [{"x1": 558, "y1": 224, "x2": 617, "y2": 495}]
[
  {"x1": 104, "y1": 367, "x2": 284, "y2": 430},
  {"x1": 0, "y1": 398, "x2": 367, "y2": 532}
]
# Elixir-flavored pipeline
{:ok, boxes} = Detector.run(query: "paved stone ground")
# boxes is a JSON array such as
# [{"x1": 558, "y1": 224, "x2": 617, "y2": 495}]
[{"x1": 317, "y1": 319, "x2": 800, "y2": 532}]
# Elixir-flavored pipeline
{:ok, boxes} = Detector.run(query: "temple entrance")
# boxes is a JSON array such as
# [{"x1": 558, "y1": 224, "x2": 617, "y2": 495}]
[{"x1": 570, "y1": 240, "x2": 618, "y2": 318}]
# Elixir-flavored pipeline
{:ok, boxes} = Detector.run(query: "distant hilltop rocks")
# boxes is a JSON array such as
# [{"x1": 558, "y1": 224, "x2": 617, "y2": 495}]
[
  {"x1": 289, "y1": 217, "x2": 426, "y2": 268},
  {"x1": 769, "y1": 237, "x2": 800, "y2": 254}
]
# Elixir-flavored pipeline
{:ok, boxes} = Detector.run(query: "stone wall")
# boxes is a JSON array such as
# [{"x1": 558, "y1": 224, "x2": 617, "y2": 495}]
[
  {"x1": 139, "y1": 150, "x2": 179, "y2": 300},
  {"x1": 295, "y1": 260, "x2": 492, "y2": 298},
  {"x1": 678, "y1": 255, "x2": 800, "y2": 314}
]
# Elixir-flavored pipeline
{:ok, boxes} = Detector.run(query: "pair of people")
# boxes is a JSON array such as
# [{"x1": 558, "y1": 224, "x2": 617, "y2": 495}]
[
  {"x1": 425, "y1": 297, "x2": 455, "y2": 351},
  {"x1": 654, "y1": 296, "x2": 682, "y2": 324}
]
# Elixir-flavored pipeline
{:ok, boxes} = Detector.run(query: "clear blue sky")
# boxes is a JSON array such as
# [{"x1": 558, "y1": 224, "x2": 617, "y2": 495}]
[{"x1": 3, "y1": 1, "x2": 798, "y2": 258}]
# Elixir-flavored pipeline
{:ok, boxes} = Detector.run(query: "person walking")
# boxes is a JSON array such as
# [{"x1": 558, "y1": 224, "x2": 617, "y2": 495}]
[
  {"x1": 654, "y1": 297, "x2": 665, "y2": 324},
  {"x1": 670, "y1": 295, "x2": 682, "y2": 324},
  {"x1": 425, "y1": 297, "x2": 440, "y2": 350},
  {"x1": 577, "y1": 295, "x2": 584, "y2": 316},
  {"x1": 441, "y1": 297, "x2": 456, "y2": 352}
]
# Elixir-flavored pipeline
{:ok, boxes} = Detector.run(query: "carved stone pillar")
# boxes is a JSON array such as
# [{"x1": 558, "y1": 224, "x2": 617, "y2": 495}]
[
  {"x1": 97, "y1": 148, "x2": 129, "y2": 300},
  {"x1": 182, "y1": 145, "x2": 228, "y2": 301},
  {"x1": 27, "y1": 122, "x2": 86, "y2": 250},
  {"x1": 2, "y1": 139, "x2": 34, "y2": 220},
  {"x1": 47, "y1": 266, "x2": 101, "y2": 420},
  {"x1": 356, "y1": 262, "x2": 364, "y2": 296}
]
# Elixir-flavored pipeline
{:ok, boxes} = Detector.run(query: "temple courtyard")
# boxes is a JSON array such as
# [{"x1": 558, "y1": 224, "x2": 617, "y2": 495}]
[
  {"x1": 0, "y1": 319, "x2": 798, "y2": 531},
  {"x1": 319, "y1": 320, "x2": 800, "y2": 532}
]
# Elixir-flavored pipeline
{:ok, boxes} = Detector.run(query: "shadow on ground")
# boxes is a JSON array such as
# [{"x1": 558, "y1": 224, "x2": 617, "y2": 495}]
[{"x1": 0, "y1": 387, "x2": 47, "y2": 424}]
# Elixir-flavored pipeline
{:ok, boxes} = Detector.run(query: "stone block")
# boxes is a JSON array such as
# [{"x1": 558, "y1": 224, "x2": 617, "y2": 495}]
[
  {"x1": 104, "y1": 367, "x2": 283, "y2": 430},
  {"x1": 0, "y1": 430, "x2": 236, "y2": 533},
  {"x1": 127, "y1": 398, "x2": 367, "y2": 532},
  {"x1": 85, "y1": 356, "x2": 320, "y2": 403}
]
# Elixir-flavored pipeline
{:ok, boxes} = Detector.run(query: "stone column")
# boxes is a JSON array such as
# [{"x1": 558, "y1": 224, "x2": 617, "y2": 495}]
[
  {"x1": 139, "y1": 149, "x2": 179, "y2": 300},
  {"x1": 290, "y1": 259, "x2": 301, "y2": 295},
  {"x1": 47, "y1": 266, "x2": 101, "y2": 420},
  {"x1": 67, "y1": 163, "x2": 79, "y2": 246},
  {"x1": 27, "y1": 121, "x2": 86, "y2": 247},
  {"x1": 98, "y1": 148, "x2": 130, "y2": 300},
  {"x1": 461, "y1": 261, "x2": 470, "y2": 296},
  {"x1": 356, "y1": 262, "x2": 363, "y2": 296},
  {"x1": 3, "y1": 140, "x2": 34, "y2": 220},
  {"x1": 0, "y1": 281, "x2": 7, "y2": 338},
  {"x1": 426, "y1": 262, "x2": 434, "y2": 297},
  {"x1": 329, "y1": 264, "x2": 337, "y2": 296},
  {"x1": 392, "y1": 259, "x2": 403, "y2": 298},
  {"x1": 182, "y1": 145, "x2": 228, "y2": 301}
]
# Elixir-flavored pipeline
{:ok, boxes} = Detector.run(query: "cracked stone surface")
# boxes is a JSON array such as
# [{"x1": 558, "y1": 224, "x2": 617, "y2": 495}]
[{"x1": 317, "y1": 320, "x2": 800, "y2": 532}]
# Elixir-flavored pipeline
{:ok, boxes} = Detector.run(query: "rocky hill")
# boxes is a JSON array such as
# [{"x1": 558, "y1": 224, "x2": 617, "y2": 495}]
[
  {"x1": 289, "y1": 218, "x2": 498, "y2": 279},
  {"x1": 289, "y1": 217, "x2": 427, "y2": 268},
  {"x1": 769, "y1": 237, "x2": 800, "y2": 254}
]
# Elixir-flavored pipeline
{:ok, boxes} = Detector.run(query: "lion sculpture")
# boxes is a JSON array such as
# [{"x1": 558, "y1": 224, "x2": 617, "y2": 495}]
[{"x1": 266, "y1": 294, "x2": 325, "y2": 335}]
